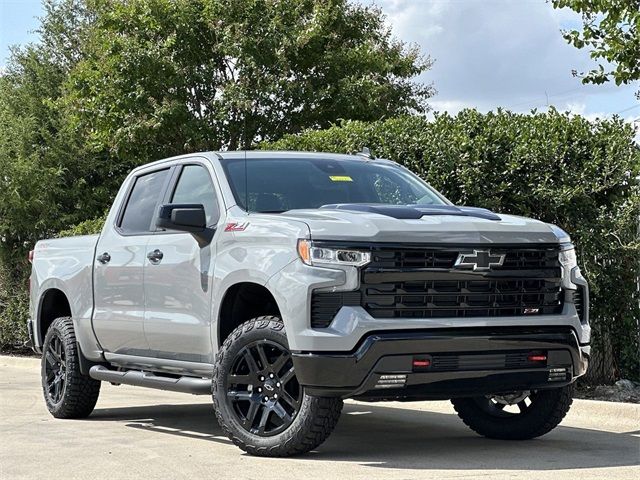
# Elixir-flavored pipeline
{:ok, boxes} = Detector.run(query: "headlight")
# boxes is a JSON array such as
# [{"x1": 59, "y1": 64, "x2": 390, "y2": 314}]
[
  {"x1": 559, "y1": 246, "x2": 578, "y2": 269},
  {"x1": 297, "y1": 240, "x2": 371, "y2": 267}
]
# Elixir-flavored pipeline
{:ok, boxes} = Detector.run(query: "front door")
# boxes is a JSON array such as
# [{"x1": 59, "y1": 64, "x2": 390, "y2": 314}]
[
  {"x1": 143, "y1": 163, "x2": 220, "y2": 363},
  {"x1": 93, "y1": 167, "x2": 171, "y2": 356}
]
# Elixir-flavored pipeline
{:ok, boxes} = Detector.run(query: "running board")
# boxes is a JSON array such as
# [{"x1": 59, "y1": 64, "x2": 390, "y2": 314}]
[{"x1": 89, "y1": 365, "x2": 211, "y2": 395}]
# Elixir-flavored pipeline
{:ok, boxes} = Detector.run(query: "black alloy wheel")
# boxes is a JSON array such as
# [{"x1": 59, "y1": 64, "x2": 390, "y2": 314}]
[
  {"x1": 44, "y1": 331, "x2": 67, "y2": 404},
  {"x1": 226, "y1": 340, "x2": 302, "y2": 436},
  {"x1": 480, "y1": 390, "x2": 537, "y2": 417}
]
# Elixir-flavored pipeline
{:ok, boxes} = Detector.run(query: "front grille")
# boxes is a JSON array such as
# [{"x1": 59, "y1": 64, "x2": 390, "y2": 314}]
[
  {"x1": 310, "y1": 244, "x2": 564, "y2": 328},
  {"x1": 363, "y1": 278, "x2": 563, "y2": 318}
]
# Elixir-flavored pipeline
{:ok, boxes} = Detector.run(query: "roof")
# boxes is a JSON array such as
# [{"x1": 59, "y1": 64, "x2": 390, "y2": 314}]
[
  {"x1": 214, "y1": 150, "x2": 374, "y2": 161},
  {"x1": 129, "y1": 150, "x2": 395, "y2": 176},
  {"x1": 213, "y1": 151, "x2": 399, "y2": 167}
]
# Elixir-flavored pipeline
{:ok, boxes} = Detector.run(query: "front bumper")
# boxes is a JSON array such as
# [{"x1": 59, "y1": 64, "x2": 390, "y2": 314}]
[{"x1": 292, "y1": 327, "x2": 589, "y2": 400}]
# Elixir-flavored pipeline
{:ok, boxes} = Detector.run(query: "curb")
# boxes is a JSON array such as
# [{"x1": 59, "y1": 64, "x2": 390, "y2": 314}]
[{"x1": 0, "y1": 354, "x2": 40, "y2": 368}]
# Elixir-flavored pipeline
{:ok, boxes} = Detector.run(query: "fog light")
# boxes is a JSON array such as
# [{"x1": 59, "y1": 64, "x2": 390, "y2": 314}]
[
  {"x1": 413, "y1": 359, "x2": 431, "y2": 367},
  {"x1": 412, "y1": 355, "x2": 433, "y2": 371},
  {"x1": 528, "y1": 354, "x2": 547, "y2": 362}
]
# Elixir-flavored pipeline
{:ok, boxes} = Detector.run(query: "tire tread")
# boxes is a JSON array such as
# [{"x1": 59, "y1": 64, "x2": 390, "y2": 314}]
[
  {"x1": 451, "y1": 386, "x2": 573, "y2": 440},
  {"x1": 212, "y1": 316, "x2": 342, "y2": 457},
  {"x1": 42, "y1": 317, "x2": 101, "y2": 419}
]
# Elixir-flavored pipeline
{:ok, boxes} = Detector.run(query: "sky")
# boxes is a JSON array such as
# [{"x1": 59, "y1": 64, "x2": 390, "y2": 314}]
[{"x1": 1, "y1": 0, "x2": 639, "y2": 131}]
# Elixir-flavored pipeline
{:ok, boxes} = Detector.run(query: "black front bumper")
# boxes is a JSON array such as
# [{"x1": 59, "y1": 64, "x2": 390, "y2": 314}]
[{"x1": 292, "y1": 327, "x2": 589, "y2": 400}]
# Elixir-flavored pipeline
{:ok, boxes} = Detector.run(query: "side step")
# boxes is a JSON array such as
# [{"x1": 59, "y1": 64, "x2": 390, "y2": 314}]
[{"x1": 89, "y1": 365, "x2": 212, "y2": 395}]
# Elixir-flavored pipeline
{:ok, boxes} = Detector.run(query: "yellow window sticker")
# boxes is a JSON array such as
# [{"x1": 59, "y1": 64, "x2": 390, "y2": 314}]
[{"x1": 329, "y1": 175, "x2": 353, "y2": 182}]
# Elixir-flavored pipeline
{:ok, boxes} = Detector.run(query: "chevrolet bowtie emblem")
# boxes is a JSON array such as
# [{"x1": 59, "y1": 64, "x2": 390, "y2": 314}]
[{"x1": 454, "y1": 250, "x2": 505, "y2": 271}]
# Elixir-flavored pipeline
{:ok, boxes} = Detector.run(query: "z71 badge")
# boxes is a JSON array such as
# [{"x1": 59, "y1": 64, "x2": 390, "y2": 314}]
[{"x1": 224, "y1": 222, "x2": 249, "y2": 232}]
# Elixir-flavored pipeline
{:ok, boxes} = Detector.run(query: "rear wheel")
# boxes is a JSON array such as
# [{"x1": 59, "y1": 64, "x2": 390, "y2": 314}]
[
  {"x1": 41, "y1": 317, "x2": 101, "y2": 418},
  {"x1": 451, "y1": 386, "x2": 573, "y2": 440},
  {"x1": 213, "y1": 316, "x2": 343, "y2": 457}
]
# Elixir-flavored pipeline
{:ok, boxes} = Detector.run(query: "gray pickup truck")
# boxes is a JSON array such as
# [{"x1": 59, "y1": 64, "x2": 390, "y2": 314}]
[{"x1": 29, "y1": 150, "x2": 589, "y2": 456}]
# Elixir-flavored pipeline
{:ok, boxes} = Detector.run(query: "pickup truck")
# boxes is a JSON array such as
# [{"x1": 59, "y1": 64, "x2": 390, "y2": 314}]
[{"x1": 29, "y1": 150, "x2": 589, "y2": 457}]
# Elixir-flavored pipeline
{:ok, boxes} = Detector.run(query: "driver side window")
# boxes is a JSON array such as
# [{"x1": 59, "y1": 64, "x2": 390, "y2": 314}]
[{"x1": 171, "y1": 165, "x2": 219, "y2": 226}]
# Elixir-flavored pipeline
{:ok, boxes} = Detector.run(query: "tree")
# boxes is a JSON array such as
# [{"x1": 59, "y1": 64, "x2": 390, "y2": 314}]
[
  {"x1": 552, "y1": 0, "x2": 640, "y2": 95},
  {"x1": 0, "y1": 1, "x2": 109, "y2": 253},
  {"x1": 66, "y1": 0, "x2": 434, "y2": 164}
]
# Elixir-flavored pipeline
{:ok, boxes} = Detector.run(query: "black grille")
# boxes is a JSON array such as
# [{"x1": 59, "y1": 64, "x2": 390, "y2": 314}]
[
  {"x1": 311, "y1": 291, "x2": 361, "y2": 328},
  {"x1": 368, "y1": 246, "x2": 560, "y2": 270},
  {"x1": 363, "y1": 278, "x2": 563, "y2": 318},
  {"x1": 310, "y1": 244, "x2": 564, "y2": 328},
  {"x1": 427, "y1": 351, "x2": 547, "y2": 372}
]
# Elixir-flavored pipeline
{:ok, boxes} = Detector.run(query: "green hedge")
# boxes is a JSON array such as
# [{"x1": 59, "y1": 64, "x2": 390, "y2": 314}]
[{"x1": 266, "y1": 109, "x2": 640, "y2": 383}]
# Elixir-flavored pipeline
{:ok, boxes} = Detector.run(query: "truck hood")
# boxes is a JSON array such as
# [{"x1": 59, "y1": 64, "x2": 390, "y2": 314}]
[{"x1": 278, "y1": 205, "x2": 564, "y2": 244}]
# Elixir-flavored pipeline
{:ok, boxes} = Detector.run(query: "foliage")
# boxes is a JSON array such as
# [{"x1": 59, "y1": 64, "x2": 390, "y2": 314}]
[
  {"x1": 266, "y1": 109, "x2": 640, "y2": 383},
  {"x1": 66, "y1": 0, "x2": 433, "y2": 161},
  {"x1": 552, "y1": 0, "x2": 640, "y2": 95},
  {"x1": 56, "y1": 214, "x2": 107, "y2": 238},
  {"x1": 0, "y1": 260, "x2": 29, "y2": 350}
]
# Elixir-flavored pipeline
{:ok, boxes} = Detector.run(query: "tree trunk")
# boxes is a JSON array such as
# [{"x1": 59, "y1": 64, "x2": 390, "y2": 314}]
[{"x1": 582, "y1": 331, "x2": 616, "y2": 385}]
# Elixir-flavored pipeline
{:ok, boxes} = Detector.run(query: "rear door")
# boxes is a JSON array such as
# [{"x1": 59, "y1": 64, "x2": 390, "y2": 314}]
[
  {"x1": 93, "y1": 167, "x2": 172, "y2": 356},
  {"x1": 143, "y1": 161, "x2": 221, "y2": 363}
]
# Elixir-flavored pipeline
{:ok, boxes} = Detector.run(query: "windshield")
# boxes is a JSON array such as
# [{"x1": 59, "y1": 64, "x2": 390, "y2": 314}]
[{"x1": 222, "y1": 157, "x2": 449, "y2": 213}]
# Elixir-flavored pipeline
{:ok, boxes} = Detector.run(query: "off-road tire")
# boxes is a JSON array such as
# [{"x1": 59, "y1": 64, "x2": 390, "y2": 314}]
[
  {"x1": 41, "y1": 316, "x2": 101, "y2": 418},
  {"x1": 213, "y1": 316, "x2": 343, "y2": 457},
  {"x1": 451, "y1": 386, "x2": 573, "y2": 440}
]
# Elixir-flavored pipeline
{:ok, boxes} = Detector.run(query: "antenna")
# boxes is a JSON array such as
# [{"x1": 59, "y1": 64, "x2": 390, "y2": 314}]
[{"x1": 356, "y1": 146, "x2": 373, "y2": 160}]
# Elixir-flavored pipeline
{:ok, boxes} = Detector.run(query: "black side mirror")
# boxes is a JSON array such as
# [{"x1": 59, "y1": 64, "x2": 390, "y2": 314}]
[{"x1": 156, "y1": 204, "x2": 214, "y2": 246}]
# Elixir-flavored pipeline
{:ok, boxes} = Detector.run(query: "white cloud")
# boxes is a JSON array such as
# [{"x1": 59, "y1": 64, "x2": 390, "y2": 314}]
[
  {"x1": 427, "y1": 99, "x2": 470, "y2": 113},
  {"x1": 370, "y1": 0, "x2": 638, "y2": 118}
]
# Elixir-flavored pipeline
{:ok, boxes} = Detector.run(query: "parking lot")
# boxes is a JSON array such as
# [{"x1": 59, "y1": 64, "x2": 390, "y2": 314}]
[{"x1": 1, "y1": 355, "x2": 638, "y2": 480}]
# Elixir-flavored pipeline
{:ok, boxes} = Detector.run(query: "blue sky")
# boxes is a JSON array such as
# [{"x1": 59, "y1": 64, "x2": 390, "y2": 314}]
[{"x1": 1, "y1": 0, "x2": 639, "y2": 131}]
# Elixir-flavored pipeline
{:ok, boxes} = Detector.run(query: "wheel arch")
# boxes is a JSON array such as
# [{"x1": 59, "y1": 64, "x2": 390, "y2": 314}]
[
  {"x1": 37, "y1": 287, "x2": 72, "y2": 347},
  {"x1": 217, "y1": 282, "x2": 282, "y2": 347}
]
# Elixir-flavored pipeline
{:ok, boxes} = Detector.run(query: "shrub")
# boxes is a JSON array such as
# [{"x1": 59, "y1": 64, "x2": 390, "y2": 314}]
[
  {"x1": 56, "y1": 214, "x2": 107, "y2": 238},
  {"x1": 266, "y1": 109, "x2": 640, "y2": 383},
  {"x1": 0, "y1": 260, "x2": 29, "y2": 351}
]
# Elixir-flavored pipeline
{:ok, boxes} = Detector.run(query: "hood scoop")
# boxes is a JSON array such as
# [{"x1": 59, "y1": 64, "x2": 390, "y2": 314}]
[{"x1": 319, "y1": 204, "x2": 501, "y2": 221}]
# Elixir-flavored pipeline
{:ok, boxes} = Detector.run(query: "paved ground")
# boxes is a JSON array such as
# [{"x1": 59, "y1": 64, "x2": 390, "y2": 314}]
[{"x1": 1, "y1": 355, "x2": 638, "y2": 480}]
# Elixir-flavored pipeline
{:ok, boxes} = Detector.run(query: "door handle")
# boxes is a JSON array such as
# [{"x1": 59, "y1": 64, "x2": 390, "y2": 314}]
[
  {"x1": 147, "y1": 249, "x2": 164, "y2": 264},
  {"x1": 97, "y1": 252, "x2": 111, "y2": 264}
]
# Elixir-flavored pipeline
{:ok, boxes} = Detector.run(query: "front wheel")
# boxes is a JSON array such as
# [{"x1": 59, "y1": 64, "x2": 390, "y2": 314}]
[
  {"x1": 212, "y1": 316, "x2": 343, "y2": 457},
  {"x1": 451, "y1": 386, "x2": 573, "y2": 440}
]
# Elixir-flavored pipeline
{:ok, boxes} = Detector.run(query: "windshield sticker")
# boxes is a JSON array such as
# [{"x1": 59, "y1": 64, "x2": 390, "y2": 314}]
[{"x1": 329, "y1": 175, "x2": 353, "y2": 182}]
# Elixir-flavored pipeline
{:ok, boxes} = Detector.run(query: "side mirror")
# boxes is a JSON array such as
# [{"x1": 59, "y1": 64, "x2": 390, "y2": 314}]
[{"x1": 156, "y1": 204, "x2": 214, "y2": 246}]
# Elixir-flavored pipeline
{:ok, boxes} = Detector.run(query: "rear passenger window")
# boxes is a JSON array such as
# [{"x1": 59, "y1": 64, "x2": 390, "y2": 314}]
[
  {"x1": 171, "y1": 165, "x2": 219, "y2": 225},
  {"x1": 119, "y1": 169, "x2": 169, "y2": 233}
]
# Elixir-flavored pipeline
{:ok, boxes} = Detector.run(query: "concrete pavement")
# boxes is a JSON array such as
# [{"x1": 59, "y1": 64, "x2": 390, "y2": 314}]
[{"x1": 1, "y1": 354, "x2": 638, "y2": 480}]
